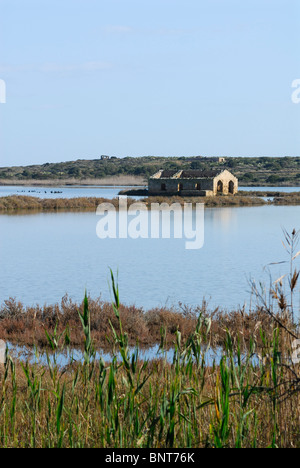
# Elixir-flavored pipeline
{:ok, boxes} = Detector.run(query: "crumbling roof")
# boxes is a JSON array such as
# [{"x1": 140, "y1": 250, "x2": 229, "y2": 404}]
[
  {"x1": 160, "y1": 170, "x2": 179, "y2": 178},
  {"x1": 180, "y1": 170, "x2": 221, "y2": 179},
  {"x1": 151, "y1": 169, "x2": 226, "y2": 180}
]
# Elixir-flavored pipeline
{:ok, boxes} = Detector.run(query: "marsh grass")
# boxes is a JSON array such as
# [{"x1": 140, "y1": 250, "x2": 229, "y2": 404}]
[
  {"x1": 1, "y1": 191, "x2": 300, "y2": 215},
  {"x1": 0, "y1": 296, "x2": 289, "y2": 352},
  {"x1": 0, "y1": 295, "x2": 299, "y2": 448},
  {"x1": 0, "y1": 195, "x2": 136, "y2": 214},
  {"x1": 0, "y1": 194, "x2": 265, "y2": 214},
  {"x1": 0, "y1": 233, "x2": 299, "y2": 448}
]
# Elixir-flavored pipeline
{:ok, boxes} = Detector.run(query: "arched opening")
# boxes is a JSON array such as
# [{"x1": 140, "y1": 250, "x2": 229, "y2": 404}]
[
  {"x1": 161, "y1": 183, "x2": 167, "y2": 191},
  {"x1": 217, "y1": 180, "x2": 223, "y2": 193},
  {"x1": 229, "y1": 181, "x2": 235, "y2": 194},
  {"x1": 196, "y1": 183, "x2": 201, "y2": 191},
  {"x1": 178, "y1": 183, "x2": 184, "y2": 192}
]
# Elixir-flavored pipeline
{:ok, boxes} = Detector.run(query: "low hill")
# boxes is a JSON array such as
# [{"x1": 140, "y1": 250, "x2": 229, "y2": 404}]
[{"x1": 0, "y1": 156, "x2": 299, "y2": 186}]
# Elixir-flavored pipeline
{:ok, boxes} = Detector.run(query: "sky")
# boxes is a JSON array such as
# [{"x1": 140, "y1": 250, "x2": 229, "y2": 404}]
[{"x1": 0, "y1": 0, "x2": 299, "y2": 167}]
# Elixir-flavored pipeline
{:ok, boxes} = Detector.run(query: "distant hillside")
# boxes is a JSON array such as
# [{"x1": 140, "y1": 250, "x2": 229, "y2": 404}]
[{"x1": 0, "y1": 156, "x2": 299, "y2": 186}]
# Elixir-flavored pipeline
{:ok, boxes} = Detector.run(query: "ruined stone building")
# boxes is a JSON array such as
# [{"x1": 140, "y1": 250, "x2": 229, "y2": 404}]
[{"x1": 148, "y1": 169, "x2": 238, "y2": 196}]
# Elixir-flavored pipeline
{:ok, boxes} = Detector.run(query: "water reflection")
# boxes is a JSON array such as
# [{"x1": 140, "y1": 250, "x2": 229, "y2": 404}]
[{"x1": 0, "y1": 205, "x2": 299, "y2": 312}]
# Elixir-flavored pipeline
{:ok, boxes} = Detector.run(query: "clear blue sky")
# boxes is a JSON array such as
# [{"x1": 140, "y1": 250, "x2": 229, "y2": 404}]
[{"x1": 0, "y1": 0, "x2": 299, "y2": 167}]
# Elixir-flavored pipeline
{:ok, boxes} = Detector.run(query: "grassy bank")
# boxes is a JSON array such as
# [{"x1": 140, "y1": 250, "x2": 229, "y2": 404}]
[
  {"x1": 0, "y1": 322, "x2": 299, "y2": 448},
  {"x1": 0, "y1": 296, "x2": 284, "y2": 351},
  {"x1": 1, "y1": 191, "x2": 300, "y2": 214},
  {"x1": 3, "y1": 191, "x2": 300, "y2": 217},
  {"x1": 0, "y1": 193, "x2": 268, "y2": 214},
  {"x1": 0, "y1": 195, "x2": 148, "y2": 214},
  {"x1": 145, "y1": 194, "x2": 267, "y2": 207},
  {"x1": 0, "y1": 274, "x2": 299, "y2": 448}
]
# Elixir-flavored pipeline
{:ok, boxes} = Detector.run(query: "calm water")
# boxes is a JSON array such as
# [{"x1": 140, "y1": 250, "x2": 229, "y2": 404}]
[
  {"x1": 0, "y1": 185, "x2": 299, "y2": 199},
  {"x1": 0, "y1": 205, "x2": 299, "y2": 312},
  {"x1": 7, "y1": 342, "x2": 222, "y2": 366},
  {"x1": 239, "y1": 186, "x2": 300, "y2": 193},
  {"x1": 0, "y1": 185, "x2": 146, "y2": 199}
]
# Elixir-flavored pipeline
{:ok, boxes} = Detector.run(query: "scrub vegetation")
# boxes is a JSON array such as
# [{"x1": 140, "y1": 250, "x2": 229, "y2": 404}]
[{"x1": 0, "y1": 156, "x2": 299, "y2": 186}]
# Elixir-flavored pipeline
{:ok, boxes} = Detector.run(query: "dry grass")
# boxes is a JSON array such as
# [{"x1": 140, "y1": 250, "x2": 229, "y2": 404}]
[
  {"x1": 0, "y1": 193, "x2": 267, "y2": 214},
  {"x1": 241, "y1": 190, "x2": 300, "y2": 205},
  {"x1": 144, "y1": 194, "x2": 267, "y2": 207},
  {"x1": 2, "y1": 190, "x2": 300, "y2": 215},
  {"x1": 0, "y1": 295, "x2": 296, "y2": 353},
  {"x1": 0, "y1": 195, "x2": 140, "y2": 213},
  {"x1": 272, "y1": 192, "x2": 300, "y2": 205},
  {"x1": 0, "y1": 291, "x2": 299, "y2": 448},
  {"x1": 0, "y1": 296, "x2": 199, "y2": 350}
]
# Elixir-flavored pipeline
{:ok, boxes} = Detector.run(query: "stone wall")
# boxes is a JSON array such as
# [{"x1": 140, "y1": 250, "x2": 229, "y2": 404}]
[
  {"x1": 149, "y1": 177, "x2": 214, "y2": 195},
  {"x1": 148, "y1": 170, "x2": 238, "y2": 196},
  {"x1": 213, "y1": 170, "x2": 238, "y2": 195}
]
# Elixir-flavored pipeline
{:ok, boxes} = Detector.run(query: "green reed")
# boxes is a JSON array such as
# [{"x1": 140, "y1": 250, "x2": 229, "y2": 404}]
[{"x1": 0, "y1": 230, "x2": 299, "y2": 448}]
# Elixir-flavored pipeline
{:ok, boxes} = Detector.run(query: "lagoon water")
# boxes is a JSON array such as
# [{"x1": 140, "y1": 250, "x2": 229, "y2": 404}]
[
  {"x1": 0, "y1": 185, "x2": 300, "y2": 200},
  {"x1": 0, "y1": 185, "x2": 146, "y2": 199},
  {"x1": 0, "y1": 204, "x2": 299, "y2": 313}
]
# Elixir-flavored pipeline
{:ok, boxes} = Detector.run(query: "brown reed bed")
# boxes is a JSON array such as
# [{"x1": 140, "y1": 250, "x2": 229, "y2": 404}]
[
  {"x1": 2, "y1": 190, "x2": 300, "y2": 215},
  {"x1": 0, "y1": 193, "x2": 267, "y2": 214},
  {"x1": 0, "y1": 295, "x2": 295, "y2": 353},
  {"x1": 272, "y1": 192, "x2": 300, "y2": 205},
  {"x1": 0, "y1": 195, "x2": 139, "y2": 214},
  {"x1": 241, "y1": 190, "x2": 300, "y2": 204},
  {"x1": 144, "y1": 194, "x2": 267, "y2": 207}
]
